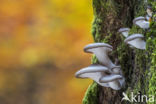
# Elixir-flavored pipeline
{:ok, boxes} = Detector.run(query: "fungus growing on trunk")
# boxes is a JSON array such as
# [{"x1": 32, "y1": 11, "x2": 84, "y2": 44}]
[
  {"x1": 124, "y1": 34, "x2": 146, "y2": 50},
  {"x1": 118, "y1": 28, "x2": 130, "y2": 37},
  {"x1": 99, "y1": 74, "x2": 124, "y2": 90},
  {"x1": 75, "y1": 43, "x2": 126, "y2": 90},
  {"x1": 75, "y1": 64, "x2": 110, "y2": 87},
  {"x1": 84, "y1": 43, "x2": 115, "y2": 69},
  {"x1": 133, "y1": 16, "x2": 149, "y2": 29}
]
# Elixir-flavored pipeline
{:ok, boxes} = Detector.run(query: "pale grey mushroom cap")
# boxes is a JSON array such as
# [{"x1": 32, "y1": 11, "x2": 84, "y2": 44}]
[
  {"x1": 99, "y1": 74, "x2": 123, "y2": 90},
  {"x1": 124, "y1": 34, "x2": 146, "y2": 50},
  {"x1": 75, "y1": 64, "x2": 110, "y2": 78},
  {"x1": 133, "y1": 16, "x2": 149, "y2": 29},
  {"x1": 118, "y1": 28, "x2": 130, "y2": 37},
  {"x1": 118, "y1": 28, "x2": 130, "y2": 33},
  {"x1": 84, "y1": 43, "x2": 115, "y2": 69},
  {"x1": 124, "y1": 34, "x2": 144, "y2": 43},
  {"x1": 133, "y1": 16, "x2": 145, "y2": 24},
  {"x1": 99, "y1": 74, "x2": 122, "y2": 83},
  {"x1": 84, "y1": 43, "x2": 113, "y2": 53},
  {"x1": 75, "y1": 64, "x2": 110, "y2": 87}
]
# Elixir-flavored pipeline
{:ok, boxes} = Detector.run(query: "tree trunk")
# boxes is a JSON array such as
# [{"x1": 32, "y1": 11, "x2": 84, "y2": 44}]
[{"x1": 82, "y1": 0, "x2": 156, "y2": 104}]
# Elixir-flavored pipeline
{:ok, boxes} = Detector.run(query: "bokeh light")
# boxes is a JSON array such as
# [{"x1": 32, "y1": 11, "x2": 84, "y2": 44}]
[{"x1": 0, "y1": 0, "x2": 93, "y2": 104}]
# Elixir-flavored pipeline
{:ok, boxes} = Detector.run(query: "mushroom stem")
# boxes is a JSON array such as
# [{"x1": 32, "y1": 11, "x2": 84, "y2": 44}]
[
  {"x1": 99, "y1": 74, "x2": 122, "y2": 83},
  {"x1": 84, "y1": 43, "x2": 115, "y2": 69},
  {"x1": 92, "y1": 48, "x2": 115, "y2": 68}
]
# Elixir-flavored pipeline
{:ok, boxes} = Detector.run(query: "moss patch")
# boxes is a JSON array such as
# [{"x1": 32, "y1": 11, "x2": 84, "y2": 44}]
[{"x1": 82, "y1": 82, "x2": 99, "y2": 104}]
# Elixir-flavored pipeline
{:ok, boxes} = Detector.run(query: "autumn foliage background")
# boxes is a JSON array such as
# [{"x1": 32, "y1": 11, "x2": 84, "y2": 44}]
[{"x1": 0, "y1": 0, "x2": 93, "y2": 104}]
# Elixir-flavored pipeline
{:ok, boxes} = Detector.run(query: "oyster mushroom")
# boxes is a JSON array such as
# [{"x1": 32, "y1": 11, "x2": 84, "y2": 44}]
[
  {"x1": 133, "y1": 16, "x2": 149, "y2": 29},
  {"x1": 118, "y1": 28, "x2": 130, "y2": 37},
  {"x1": 111, "y1": 66, "x2": 125, "y2": 89},
  {"x1": 99, "y1": 74, "x2": 124, "y2": 90},
  {"x1": 124, "y1": 34, "x2": 146, "y2": 50},
  {"x1": 84, "y1": 43, "x2": 115, "y2": 69},
  {"x1": 75, "y1": 64, "x2": 111, "y2": 87}
]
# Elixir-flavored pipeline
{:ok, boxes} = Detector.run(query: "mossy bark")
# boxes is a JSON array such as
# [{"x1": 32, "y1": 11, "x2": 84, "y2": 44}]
[{"x1": 83, "y1": 0, "x2": 156, "y2": 104}]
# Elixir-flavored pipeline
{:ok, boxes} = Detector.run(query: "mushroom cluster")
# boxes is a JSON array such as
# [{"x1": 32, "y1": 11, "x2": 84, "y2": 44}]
[
  {"x1": 74, "y1": 6, "x2": 153, "y2": 91},
  {"x1": 133, "y1": 6, "x2": 153, "y2": 29},
  {"x1": 75, "y1": 43, "x2": 125, "y2": 90},
  {"x1": 118, "y1": 27, "x2": 146, "y2": 50},
  {"x1": 118, "y1": 6, "x2": 153, "y2": 50},
  {"x1": 133, "y1": 16, "x2": 149, "y2": 29}
]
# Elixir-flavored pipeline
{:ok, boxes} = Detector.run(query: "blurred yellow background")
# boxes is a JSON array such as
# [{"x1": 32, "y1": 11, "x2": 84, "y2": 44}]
[{"x1": 0, "y1": 0, "x2": 93, "y2": 104}]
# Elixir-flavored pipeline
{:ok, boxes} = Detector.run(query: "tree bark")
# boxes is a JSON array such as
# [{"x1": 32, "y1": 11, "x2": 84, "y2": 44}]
[{"x1": 83, "y1": 0, "x2": 156, "y2": 104}]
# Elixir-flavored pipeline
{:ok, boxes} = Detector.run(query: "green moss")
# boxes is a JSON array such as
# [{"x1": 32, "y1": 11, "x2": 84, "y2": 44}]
[
  {"x1": 83, "y1": 0, "x2": 156, "y2": 104},
  {"x1": 117, "y1": 2, "x2": 156, "y2": 104},
  {"x1": 82, "y1": 82, "x2": 99, "y2": 104},
  {"x1": 147, "y1": 19, "x2": 156, "y2": 104},
  {"x1": 147, "y1": 3, "x2": 156, "y2": 104},
  {"x1": 91, "y1": 55, "x2": 98, "y2": 64}
]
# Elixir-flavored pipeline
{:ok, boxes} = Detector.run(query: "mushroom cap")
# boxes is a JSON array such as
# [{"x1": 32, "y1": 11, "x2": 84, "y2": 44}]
[
  {"x1": 118, "y1": 28, "x2": 130, "y2": 33},
  {"x1": 133, "y1": 16, "x2": 145, "y2": 24},
  {"x1": 124, "y1": 34, "x2": 144, "y2": 43},
  {"x1": 124, "y1": 34, "x2": 146, "y2": 50},
  {"x1": 99, "y1": 74, "x2": 122, "y2": 83},
  {"x1": 118, "y1": 28, "x2": 130, "y2": 37},
  {"x1": 99, "y1": 74, "x2": 124, "y2": 90},
  {"x1": 84, "y1": 43, "x2": 115, "y2": 69},
  {"x1": 75, "y1": 64, "x2": 110, "y2": 78},
  {"x1": 84, "y1": 43, "x2": 113, "y2": 53},
  {"x1": 75, "y1": 64, "x2": 110, "y2": 87}
]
